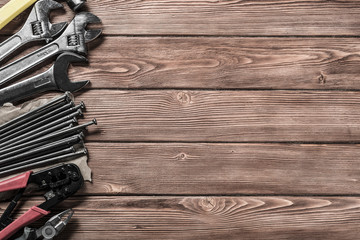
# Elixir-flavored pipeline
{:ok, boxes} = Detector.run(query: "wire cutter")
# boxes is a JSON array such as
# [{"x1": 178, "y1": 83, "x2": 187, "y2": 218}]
[
  {"x1": 0, "y1": 164, "x2": 83, "y2": 240},
  {"x1": 16, "y1": 209, "x2": 74, "y2": 240}
]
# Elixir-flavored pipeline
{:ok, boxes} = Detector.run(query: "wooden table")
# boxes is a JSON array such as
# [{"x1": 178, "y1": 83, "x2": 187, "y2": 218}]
[{"x1": 1, "y1": 0, "x2": 360, "y2": 239}]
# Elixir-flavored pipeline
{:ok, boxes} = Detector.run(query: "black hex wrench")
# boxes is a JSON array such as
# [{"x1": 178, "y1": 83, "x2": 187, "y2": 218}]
[
  {"x1": 0, "y1": 132, "x2": 84, "y2": 157},
  {"x1": 0, "y1": 109, "x2": 83, "y2": 144},
  {"x1": 0, "y1": 101, "x2": 81, "y2": 138},
  {"x1": 2, "y1": 119, "x2": 96, "y2": 149},
  {"x1": 0, "y1": 92, "x2": 72, "y2": 133},
  {"x1": 0, "y1": 118, "x2": 77, "y2": 148},
  {"x1": 0, "y1": 134, "x2": 83, "y2": 167},
  {"x1": 0, "y1": 149, "x2": 87, "y2": 177}
]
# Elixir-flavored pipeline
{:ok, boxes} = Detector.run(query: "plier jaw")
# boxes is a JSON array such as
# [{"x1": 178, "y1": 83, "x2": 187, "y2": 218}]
[
  {"x1": 16, "y1": 209, "x2": 74, "y2": 240},
  {"x1": 0, "y1": 164, "x2": 83, "y2": 240}
]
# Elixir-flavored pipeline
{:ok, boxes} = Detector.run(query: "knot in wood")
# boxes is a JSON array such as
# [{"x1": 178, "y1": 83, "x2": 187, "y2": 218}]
[
  {"x1": 175, "y1": 152, "x2": 188, "y2": 161},
  {"x1": 318, "y1": 73, "x2": 326, "y2": 84},
  {"x1": 177, "y1": 91, "x2": 191, "y2": 105},
  {"x1": 200, "y1": 197, "x2": 216, "y2": 212}
]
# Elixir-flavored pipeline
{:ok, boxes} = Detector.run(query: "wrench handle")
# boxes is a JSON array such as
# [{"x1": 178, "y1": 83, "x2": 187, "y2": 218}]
[
  {"x1": 0, "y1": 68, "x2": 57, "y2": 105},
  {"x1": 0, "y1": 43, "x2": 59, "y2": 86},
  {"x1": 0, "y1": 34, "x2": 23, "y2": 63}
]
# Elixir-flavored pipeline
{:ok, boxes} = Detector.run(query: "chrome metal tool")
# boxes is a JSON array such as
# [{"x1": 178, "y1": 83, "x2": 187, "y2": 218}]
[{"x1": 0, "y1": 0, "x2": 67, "y2": 62}]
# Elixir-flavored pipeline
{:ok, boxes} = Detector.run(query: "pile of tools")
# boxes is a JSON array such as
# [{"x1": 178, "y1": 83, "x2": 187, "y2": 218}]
[
  {"x1": 0, "y1": 0, "x2": 102, "y2": 105},
  {"x1": 0, "y1": 92, "x2": 96, "y2": 177},
  {"x1": 0, "y1": 0, "x2": 102, "y2": 238}
]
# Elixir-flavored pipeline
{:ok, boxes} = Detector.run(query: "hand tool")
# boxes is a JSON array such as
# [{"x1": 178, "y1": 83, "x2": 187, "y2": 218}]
[
  {"x1": 0, "y1": 12, "x2": 102, "y2": 86},
  {"x1": 66, "y1": 0, "x2": 86, "y2": 11},
  {"x1": 0, "y1": 164, "x2": 83, "y2": 240},
  {"x1": 0, "y1": 0, "x2": 67, "y2": 63},
  {"x1": 0, "y1": 149, "x2": 87, "y2": 176},
  {"x1": 0, "y1": 52, "x2": 89, "y2": 106},
  {"x1": 0, "y1": 102, "x2": 83, "y2": 138},
  {"x1": 16, "y1": 209, "x2": 74, "y2": 240},
  {"x1": 0, "y1": 119, "x2": 96, "y2": 149},
  {"x1": 0, "y1": 92, "x2": 72, "y2": 132}
]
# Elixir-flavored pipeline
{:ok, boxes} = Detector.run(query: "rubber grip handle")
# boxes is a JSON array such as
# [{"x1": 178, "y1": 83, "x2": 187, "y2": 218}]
[
  {"x1": 0, "y1": 171, "x2": 32, "y2": 192},
  {"x1": 0, "y1": 206, "x2": 50, "y2": 240}
]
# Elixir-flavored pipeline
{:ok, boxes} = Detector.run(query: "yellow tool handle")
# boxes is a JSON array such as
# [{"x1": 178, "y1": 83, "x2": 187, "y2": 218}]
[{"x1": 0, "y1": 0, "x2": 38, "y2": 30}]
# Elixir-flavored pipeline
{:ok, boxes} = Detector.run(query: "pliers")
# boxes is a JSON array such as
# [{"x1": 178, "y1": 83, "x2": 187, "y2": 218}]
[
  {"x1": 0, "y1": 164, "x2": 83, "y2": 240},
  {"x1": 16, "y1": 209, "x2": 74, "y2": 240}
]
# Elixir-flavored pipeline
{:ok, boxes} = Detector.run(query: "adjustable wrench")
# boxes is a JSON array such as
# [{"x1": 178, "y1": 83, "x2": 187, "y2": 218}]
[
  {"x1": 0, "y1": 0, "x2": 67, "y2": 62},
  {"x1": 0, "y1": 12, "x2": 101, "y2": 87},
  {"x1": 0, "y1": 52, "x2": 89, "y2": 105}
]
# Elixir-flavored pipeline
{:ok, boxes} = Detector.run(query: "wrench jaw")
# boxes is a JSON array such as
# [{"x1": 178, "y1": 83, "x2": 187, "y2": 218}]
[
  {"x1": 35, "y1": 0, "x2": 68, "y2": 40},
  {"x1": 57, "y1": 12, "x2": 102, "y2": 55},
  {"x1": 21, "y1": 0, "x2": 67, "y2": 41},
  {"x1": 53, "y1": 52, "x2": 90, "y2": 92}
]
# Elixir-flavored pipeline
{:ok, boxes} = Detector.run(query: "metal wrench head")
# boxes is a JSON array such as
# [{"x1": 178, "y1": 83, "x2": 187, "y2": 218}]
[
  {"x1": 25, "y1": 0, "x2": 67, "y2": 40},
  {"x1": 53, "y1": 52, "x2": 89, "y2": 92},
  {"x1": 58, "y1": 12, "x2": 102, "y2": 55}
]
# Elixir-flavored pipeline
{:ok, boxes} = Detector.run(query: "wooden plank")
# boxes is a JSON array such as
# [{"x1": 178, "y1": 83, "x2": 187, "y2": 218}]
[
  {"x1": 2, "y1": 0, "x2": 360, "y2": 36},
  {"x1": 4, "y1": 37, "x2": 360, "y2": 90},
  {"x1": 72, "y1": 37, "x2": 360, "y2": 90},
  {"x1": 81, "y1": 143, "x2": 360, "y2": 195},
  {"x1": 79, "y1": 90, "x2": 360, "y2": 142},
  {"x1": 6, "y1": 196, "x2": 360, "y2": 239}
]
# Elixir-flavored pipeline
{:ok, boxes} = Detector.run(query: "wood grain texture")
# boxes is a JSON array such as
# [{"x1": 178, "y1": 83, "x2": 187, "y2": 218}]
[
  {"x1": 2, "y1": 0, "x2": 360, "y2": 36},
  {"x1": 79, "y1": 89, "x2": 360, "y2": 142},
  {"x1": 82, "y1": 142, "x2": 360, "y2": 195},
  {"x1": 5, "y1": 196, "x2": 360, "y2": 240},
  {"x1": 71, "y1": 37, "x2": 360, "y2": 90}
]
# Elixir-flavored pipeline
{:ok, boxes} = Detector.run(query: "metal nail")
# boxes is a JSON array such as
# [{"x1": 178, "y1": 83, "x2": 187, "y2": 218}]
[
  {"x1": 1, "y1": 118, "x2": 77, "y2": 148},
  {"x1": 0, "y1": 109, "x2": 82, "y2": 143},
  {"x1": 0, "y1": 92, "x2": 72, "y2": 131},
  {"x1": 0, "y1": 134, "x2": 82, "y2": 166},
  {"x1": 0, "y1": 149, "x2": 87, "y2": 177}
]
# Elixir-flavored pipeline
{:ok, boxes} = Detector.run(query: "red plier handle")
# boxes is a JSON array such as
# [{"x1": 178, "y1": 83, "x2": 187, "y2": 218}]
[
  {"x1": 0, "y1": 172, "x2": 50, "y2": 240},
  {"x1": 0, "y1": 207, "x2": 50, "y2": 240}
]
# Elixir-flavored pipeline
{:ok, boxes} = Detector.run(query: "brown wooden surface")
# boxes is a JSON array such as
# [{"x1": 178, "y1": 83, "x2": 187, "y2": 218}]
[
  {"x1": 1, "y1": 0, "x2": 360, "y2": 239},
  {"x1": 78, "y1": 37, "x2": 360, "y2": 90},
  {"x1": 3, "y1": 0, "x2": 360, "y2": 36},
  {"x1": 80, "y1": 90, "x2": 360, "y2": 142},
  {"x1": 82, "y1": 142, "x2": 360, "y2": 195},
  {"x1": 4, "y1": 196, "x2": 360, "y2": 240}
]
